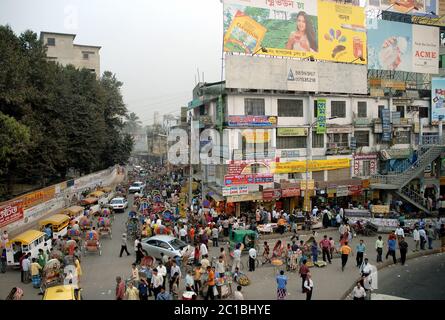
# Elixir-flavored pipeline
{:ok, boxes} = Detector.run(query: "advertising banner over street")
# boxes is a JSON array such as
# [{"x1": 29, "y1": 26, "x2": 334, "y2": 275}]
[
  {"x1": 0, "y1": 201, "x2": 24, "y2": 228},
  {"x1": 271, "y1": 158, "x2": 351, "y2": 174},
  {"x1": 223, "y1": 0, "x2": 367, "y2": 64},
  {"x1": 225, "y1": 55, "x2": 368, "y2": 94},
  {"x1": 431, "y1": 77, "x2": 445, "y2": 125},
  {"x1": 368, "y1": 20, "x2": 439, "y2": 74}
]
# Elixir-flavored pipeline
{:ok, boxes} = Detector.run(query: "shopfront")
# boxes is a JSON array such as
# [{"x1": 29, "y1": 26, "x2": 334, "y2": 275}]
[{"x1": 226, "y1": 192, "x2": 263, "y2": 217}]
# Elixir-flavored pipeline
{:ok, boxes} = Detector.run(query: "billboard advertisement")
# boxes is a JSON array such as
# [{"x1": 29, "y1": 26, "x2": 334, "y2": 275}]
[
  {"x1": 223, "y1": 0, "x2": 367, "y2": 64},
  {"x1": 224, "y1": 174, "x2": 274, "y2": 186},
  {"x1": 225, "y1": 55, "x2": 368, "y2": 94},
  {"x1": 0, "y1": 201, "x2": 24, "y2": 228},
  {"x1": 227, "y1": 159, "x2": 272, "y2": 175},
  {"x1": 368, "y1": 20, "x2": 439, "y2": 74},
  {"x1": 431, "y1": 77, "x2": 445, "y2": 125},
  {"x1": 367, "y1": 0, "x2": 433, "y2": 15},
  {"x1": 222, "y1": 186, "x2": 249, "y2": 196}
]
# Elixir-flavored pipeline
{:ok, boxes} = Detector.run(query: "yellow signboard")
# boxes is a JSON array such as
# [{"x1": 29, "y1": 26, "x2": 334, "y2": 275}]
[
  {"x1": 277, "y1": 128, "x2": 308, "y2": 137},
  {"x1": 317, "y1": 0, "x2": 367, "y2": 64},
  {"x1": 372, "y1": 205, "x2": 390, "y2": 214},
  {"x1": 271, "y1": 159, "x2": 351, "y2": 174},
  {"x1": 242, "y1": 131, "x2": 270, "y2": 143},
  {"x1": 300, "y1": 180, "x2": 315, "y2": 190}
]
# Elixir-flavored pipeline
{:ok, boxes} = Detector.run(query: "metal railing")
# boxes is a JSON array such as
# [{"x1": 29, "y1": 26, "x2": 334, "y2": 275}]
[
  {"x1": 399, "y1": 186, "x2": 428, "y2": 210},
  {"x1": 422, "y1": 135, "x2": 445, "y2": 145}
]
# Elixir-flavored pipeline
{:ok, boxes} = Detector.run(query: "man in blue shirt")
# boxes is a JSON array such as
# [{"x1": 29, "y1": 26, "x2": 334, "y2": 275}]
[
  {"x1": 356, "y1": 240, "x2": 366, "y2": 267},
  {"x1": 156, "y1": 286, "x2": 172, "y2": 300}
]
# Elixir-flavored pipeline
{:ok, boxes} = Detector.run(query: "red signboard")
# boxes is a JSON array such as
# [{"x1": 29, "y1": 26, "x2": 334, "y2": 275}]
[
  {"x1": 263, "y1": 189, "x2": 282, "y2": 201},
  {"x1": 224, "y1": 174, "x2": 274, "y2": 186},
  {"x1": 348, "y1": 185, "x2": 362, "y2": 196},
  {"x1": 281, "y1": 187, "x2": 300, "y2": 198},
  {"x1": 0, "y1": 201, "x2": 24, "y2": 228}
]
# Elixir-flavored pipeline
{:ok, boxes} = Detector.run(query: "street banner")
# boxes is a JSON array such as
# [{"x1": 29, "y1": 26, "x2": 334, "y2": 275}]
[
  {"x1": 317, "y1": 99, "x2": 327, "y2": 134},
  {"x1": 0, "y1": 201, "x2": 24, "y2": 228},
  {"x1": 431, "y1": 77, "x2": 445, "y2": 125},
  {"x1": 222, "y1": 0, "x2": 367, "y2": 64},
  {"x1": 368, "y1": 19, "x2": 439, "y2": 74},
  {"x1": 271, "y1": 158, "x2": 350, "y2": 174}
]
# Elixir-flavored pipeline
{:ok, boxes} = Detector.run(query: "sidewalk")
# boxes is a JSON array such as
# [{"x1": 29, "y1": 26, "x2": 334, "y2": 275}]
[
  {"x1": 217, "y1": 227, "x2": 442, "y2": 300},
  {"x1": 9, "y1": 173, "x2": 125, "y2": 238}
]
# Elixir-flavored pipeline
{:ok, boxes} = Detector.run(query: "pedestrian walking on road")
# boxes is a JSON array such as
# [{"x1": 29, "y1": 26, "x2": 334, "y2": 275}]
[
  {"x1": 375, "y1": 236, "x2": 384, "y2": 263},
  {"x1": 119, "y1": 233, "x2": 130, "y2": 257},
  {"x1": 299, "y1": 259, "x2": 309, "y2": 293},
  {"x1": 356, "y1": 240, "x2": 366, "y2": 267},
  {"x1": 303, "y1": 273, "x2": 314, "y2": 301},
  {"x1": 340, "y1": 242, "x2": 353, "y2": 272},
  {"x1": 399, "y1": 237, "x2": 408, "y2": 265},
  {"x1": 21, "y1": 253, "x2": 31, "y2": 283},
  {"x1": 419, "y1": 228, "x2": 427, "y2": 250},
  {"x1": 276, "y1": 270, "x2": 288, "y2": 300},
  {"x1": 248, "y1": 247, "x2": 257, "y2": 272},
  {"x1": 413, "y1": 226, "x2": 420, "y2": 251},
  {"x1": 427, "y1": 225, "x2": 435, "y2": 250},
  {"x1": 115, "y1": 276, "x2": 126, "y2": 300},
  {"x1": 386, "y1": 234, "x2": 397, "y2": 264},
  {"x1": 319, "y1": 235, "x2": 332, "y2": 264},
  {"x1": 204, "y1": 266, "x2": 215, "y2": 300}
]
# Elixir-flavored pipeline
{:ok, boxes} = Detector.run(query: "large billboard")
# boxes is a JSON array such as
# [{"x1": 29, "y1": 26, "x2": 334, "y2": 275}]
[
  {"x1": 367, "y1": 0, "x2": 433, "y2": 15},
  {"x1": 223, "y1": 0, "x2": 367, "y2": 64},
  {"x1": 368, "y1": 20, "x2": 439, "y2": 74},
  {"x1": 431, "y1": 77, "x2": 445, "y2": 125},
  {"x1": 225, "y1": 55, "x2": 368, "y2": 94}
]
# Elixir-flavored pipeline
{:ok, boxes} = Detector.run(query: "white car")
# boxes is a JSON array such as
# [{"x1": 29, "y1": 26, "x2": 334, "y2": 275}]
[
  {"x1": 128, "y1": 181, "x2": 146, "y2": 194},
  {"x1": 109, "y1": 197, "x2": 128, "y2": 212},
  {"x1": 140, "y1": 235, "x2": 194, "y2": 261}
]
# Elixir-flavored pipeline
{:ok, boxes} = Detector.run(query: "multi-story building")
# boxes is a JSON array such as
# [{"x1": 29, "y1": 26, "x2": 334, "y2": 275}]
[
  {"x1": 40, "y1": 32, "x2": 101, "y2": 77},
  {"x1": 188, "y1": 63, "x2": 444, "y2": 217}
]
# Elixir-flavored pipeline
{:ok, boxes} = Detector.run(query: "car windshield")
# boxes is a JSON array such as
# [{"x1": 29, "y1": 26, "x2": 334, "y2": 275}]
[
  {"x1": 169, "y1": 239, "x2": 186, "y2": 250},
  {"x1": 132, "y1": 182, "x2": 142, "y2": 187},
  {"x1": 111, "y1": 199, "x2": 123, "y2": 204}
]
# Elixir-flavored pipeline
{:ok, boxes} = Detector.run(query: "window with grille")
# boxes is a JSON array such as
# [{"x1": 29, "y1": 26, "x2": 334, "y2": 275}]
[
  {"x1": 328, "y1": 133, "x2": 348, "y2": 147},
  {"x1": 331, "y1": 101, "x2": 346, "y2": 118},
  {"x1": 312, "y1": 131, "x2": 324, "y2": 148},
  {"x1": 278, "y1": 99, "x2": 303, "y2": 117},
  {"x1": 241, "y1": 138, "x2": 270, "y2": 160},
  {"x1": 277, "y1": 136, "x2": 307, "y2": 149},
  {"x1": 361, "y1": 160, "x2": 371, "y2": 177},
  {"x1": 393, "y1": 131, "x2": 411, "y2": 144},
  {"x1": 355, "y1": 131, "x2": 369, "y2": 147},
  {"x1": 47, "y1": 38, "x2": 55, "y2": 46},
  {"x1": 245, "y1": 98, "x2": 265, "y2": 115},
  {"x1": 419, "y1": 107, "x2": 428, "y2": 118},
  {"x1": 357, "y1": 102, "x2": 367, "y2": 118}
]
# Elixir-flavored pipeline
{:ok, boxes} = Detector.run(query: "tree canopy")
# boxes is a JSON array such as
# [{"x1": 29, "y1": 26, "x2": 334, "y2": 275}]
[{"x1": 0, "y1": 25, "x2": 134, "y2": 200}]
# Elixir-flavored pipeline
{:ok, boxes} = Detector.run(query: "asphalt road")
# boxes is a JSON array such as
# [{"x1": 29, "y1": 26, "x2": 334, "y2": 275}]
[{"x1": 373, "y1": 253, "x2": 445, "y2": 300}]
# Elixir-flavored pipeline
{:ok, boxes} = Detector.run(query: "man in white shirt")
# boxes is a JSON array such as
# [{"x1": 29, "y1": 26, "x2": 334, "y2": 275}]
[
  {"x1": 157, "y1": 262, "x2": 167, "y2": 288},
  {"x1": 151, "y1": 268, "x2": 164, "y2": 298},
  {"x1": 312, "y1": 206, "x2": 318, "y2": 217},
  {"x1": 419, "y1": 228, "x2": 427, "y2": 250},
  {"x1": 413, "y1": 226, "x2": 420, "y2": 251},
  {"x1": 352, "y1": 282, "x2": 366, "y2": 300},
  {"x1": 272, "y1": 209, "x2": 278, "y2": 223},
  {"x1": 212, "y1": 226, "x2": 219, "y2": 247},
  {"x1": 200, "y1": 255, "x2": 210, "y2": 270},
  {"x1": 248, "y1": 247, "x2": 257, "y2": 272},
  {"x1": 232, "y1": 246, "x2": 242, "y2": 272},
  {"x1": 200, "y1": 242, "x2": 208, "y2": 259},
  {"x1": 179, "y1": 227, "x2": 187, "y2": 242},
  {"x1": 134, "y1": 238, "x2": 140, "y2": 254},
  {"x1": 234, "y1": 285, "x2": 244, "y2": 300},
  {"x1": 22, "y1": 253, "x2": 31, "y2": 283},
  {"x1": 170, "y1": 260, "x2": 181, "y2": 279},
  {"x1": 215, "y1": 256, "x2": 226, "y2": 277},
  {"x1": 395, "y1": 225, "x2": 405, "y2": 243}
]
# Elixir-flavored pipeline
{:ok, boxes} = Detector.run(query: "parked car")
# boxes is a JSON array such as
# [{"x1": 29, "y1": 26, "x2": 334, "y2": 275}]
[
  {"x1": 109, "y1": 197, "x2": 128, "y2": 212},
  {"x1": 128, "y1": 181, "x2": 146, "y2": 194},
  {"x1": 140, "y1": 235, "x2": 193, "y2": 261}
]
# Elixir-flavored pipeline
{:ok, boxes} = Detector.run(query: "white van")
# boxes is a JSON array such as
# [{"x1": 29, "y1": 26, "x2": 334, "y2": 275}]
[{"x1": 6, "y1": 230, "x2": 52, "y2": 267}]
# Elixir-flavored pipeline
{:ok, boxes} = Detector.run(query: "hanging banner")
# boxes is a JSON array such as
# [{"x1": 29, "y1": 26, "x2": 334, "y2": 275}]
[
  {"x1": 317, "y1": 99, "x2": 327, "y2": 134},
  {"x1": 271, "y1": 158, "x2": 351, "y2": 174},
  {"x1": 431, "y1": 77, "x2": 445, "y2": 125},
  {"x1": 0, "y1": 201, "x2": 24, "y2": 228}
]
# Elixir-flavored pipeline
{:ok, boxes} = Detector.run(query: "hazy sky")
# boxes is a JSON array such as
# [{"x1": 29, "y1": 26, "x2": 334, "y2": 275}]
[{"x1": 0, "y1": 0, "x2": 223, "y2": 125}]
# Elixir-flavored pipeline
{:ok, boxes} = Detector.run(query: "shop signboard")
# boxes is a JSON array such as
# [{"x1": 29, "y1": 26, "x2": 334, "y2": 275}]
[
  {"x1": 226, "y1": 192, "x2": 263, "y2": 203},
  {"x1": 271, "y1": 158, "x2": 350, "y2": 174},
  {"x1": 336, "y1": 186, "x2": 349, "y2": 197},
  {"x1": 224, "y1": 174, "x2": 274, "y2": 186},
  {"x1": 228, "y1": 116, "x2": 277, "y2": 127},
  {"x1": 300, "y1": 180, "x2": 315, "y2": 190},
  {"x1": 348, "y1": 185, "x2": 362, "y2": 196},
  {"x1": 372, "y1": 205, "x2": 391, "y2": 214},
  {"x1": 0, "y1": 200, "x2": 24, "y2": 228},
  {"x1": 222, "y1": 186, "x2": 249, "y2": 197},
  {"x1": 227, "y1": 159, "x2": 273, "y2": 175},
  {"x1": 281, "y1": 187, "x2": 300, "y2": 198},
  {"x1": 263, "y1": 189, "x2": 282, "y2": 201},
  {"x1": 382, "y1": 109, "x2": 392, "y2": 142},
  {"x1": 280, "y1": 150, "x2": 300, "y2": 158},
  {"x1": 392, "y1": 112, "x2": 401, "y2": 125},
  {"x1": 277, "y1": 128, "x2": 308, "y2": 137},
  {"x1": 242, "y1": 130, "x2": 271, "y2": 143}
]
